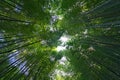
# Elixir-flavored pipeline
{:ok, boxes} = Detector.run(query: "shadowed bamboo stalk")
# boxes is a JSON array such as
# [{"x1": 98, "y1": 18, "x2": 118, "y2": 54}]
[{"x1": 0, "y1": 40, "x2": 40, "y2": 54}]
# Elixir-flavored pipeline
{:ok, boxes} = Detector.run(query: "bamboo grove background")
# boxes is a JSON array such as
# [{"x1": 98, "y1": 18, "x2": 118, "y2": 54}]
[{"x1": 0, "y1": 0, "x2": 120, "y2": 80}]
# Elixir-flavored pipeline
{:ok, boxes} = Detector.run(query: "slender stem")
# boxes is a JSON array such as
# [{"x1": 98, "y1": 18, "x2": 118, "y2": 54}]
[
  {"x1": 0, "y1": 40, "x2": 40, "y2": 54},
  {"x1": 2, "y1": 0, "x2": 21, "y2": 10},
  {"x1": 9, "y1": 58, "x2": 37, "y2": 80}
]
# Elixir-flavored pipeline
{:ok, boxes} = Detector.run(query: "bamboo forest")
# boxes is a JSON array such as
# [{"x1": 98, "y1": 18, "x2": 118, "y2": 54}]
[{"x1": 0, "y1": 0, "x2": 120, "y2": 80}]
